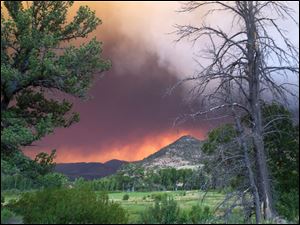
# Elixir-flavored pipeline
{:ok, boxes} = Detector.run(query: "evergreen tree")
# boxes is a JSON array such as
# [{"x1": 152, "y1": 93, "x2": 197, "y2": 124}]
[{"x1": 1, "y1": 1, "x2": 111, "y2": 154}]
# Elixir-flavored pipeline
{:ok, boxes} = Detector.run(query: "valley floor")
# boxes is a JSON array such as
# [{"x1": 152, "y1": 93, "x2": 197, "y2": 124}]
[
  {"x1": 106, "y1": 190, "x2": 224, "y2": 223},
  {"x1": 3, "y1": 190, "x2": 225, "y2": 224}
]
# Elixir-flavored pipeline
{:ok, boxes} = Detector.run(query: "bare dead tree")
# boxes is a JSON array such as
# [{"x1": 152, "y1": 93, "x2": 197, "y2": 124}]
[
  {"x1": 174, "y1": 1, "x2": 299, "y2": 222},
  {"x1": 198, "y1": 43, "x2": 263, "y2": 223}
]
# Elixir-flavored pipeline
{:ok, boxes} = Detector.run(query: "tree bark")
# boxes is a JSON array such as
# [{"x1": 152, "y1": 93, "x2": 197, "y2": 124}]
[
  {"x1": 234, "y1": 113, "x2": 261, "y2": 223},
  {"x1": 245, "y1": 1, "x2": 276, "y2": 220}
]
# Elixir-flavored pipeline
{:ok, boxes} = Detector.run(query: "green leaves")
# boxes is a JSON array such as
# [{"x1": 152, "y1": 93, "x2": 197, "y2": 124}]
[
  {"x1": 59, "y1": 38, "x2": 111, "y2": 97},
  {"x1": 1, "y1": 1, "x2": 110, "y2": 153},
  {"x1": 10, "y1": 188, "x2": 128, "y2": 224},
  {"x1": 202, "y1": 103, "x2": 299, "y2": 221},
  {"x1": 140, "y1": 196, "x2": 182, "y2": 224},
  {"x1": 62, "y1": 5, "x2": 100, "y2": 40},
  {"x1": 1, "y1": 149, "x2": 62, "y2": 191},
  {"x1": 2, "y1": 89, "x2": 80, "y2": 153},
  {"x1": 1, "y1": 110, "x2": 36, "y2": 151},
  {"x1": 203, "y1": 124, "x2": 237, "y2": 154},
  {"x1": 3, "y1": 1, "x2": 23, "y2": 20}
]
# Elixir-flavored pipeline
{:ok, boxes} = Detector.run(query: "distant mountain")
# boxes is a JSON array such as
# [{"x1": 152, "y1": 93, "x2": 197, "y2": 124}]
[
  {"x1": 119, "y1": 135, "x2": 204, "y2": 175},
  {"x1": 136, "y1": 135, "x2": 204, "y2": 170},
  {"x1": 104, "y1": 159, "x2": 127, "y2": 168},
  {"x1": 55, "y1": 135, "x2": 204, "y2": 180},
  {"x1": 55, "y1": 159, "x2": 127, "y2": 180}
]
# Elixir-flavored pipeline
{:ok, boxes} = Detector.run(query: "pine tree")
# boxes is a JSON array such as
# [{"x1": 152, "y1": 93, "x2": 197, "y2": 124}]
[{"x1": 1, "y1": 1, "x2": 111, "y2": 154}]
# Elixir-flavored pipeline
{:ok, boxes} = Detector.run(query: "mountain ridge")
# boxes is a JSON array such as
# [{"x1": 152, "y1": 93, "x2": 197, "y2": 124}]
[
  {"x1": 131, "y1": 135, "x2": 203, "y2": 170},
  {"x1": 55, "y1": 159, "x2": 128, "y2": 180},
  {"x1": 55, "y1": 135, "x2": 203, "y2": 179}
]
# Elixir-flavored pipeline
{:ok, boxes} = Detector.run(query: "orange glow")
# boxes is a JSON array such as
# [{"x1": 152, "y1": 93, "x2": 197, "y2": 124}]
[
  {"x1": 24, "y1": 130, "x2": 205, "y2": 163},
  {"x1": 19, "y1": 2, "x2": 209, "y2": 163}
]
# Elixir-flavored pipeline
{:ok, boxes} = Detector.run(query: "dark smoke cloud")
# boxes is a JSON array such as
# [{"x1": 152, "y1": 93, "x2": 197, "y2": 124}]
[
  {"x1": 25, "y1": 2, "x2": 298, "y2": 162},
  {"x1": 23, "y1": 3, "x2": 216, "y2": 162}
]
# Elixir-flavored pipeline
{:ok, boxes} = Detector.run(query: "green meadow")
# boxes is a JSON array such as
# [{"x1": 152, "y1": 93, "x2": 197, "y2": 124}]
[
  {"x1": 2, "y1": 190, "x2": 225, "y2": 224},
  {"x1": 105, "y1": 190, "x2": 224, "y2": 223}
]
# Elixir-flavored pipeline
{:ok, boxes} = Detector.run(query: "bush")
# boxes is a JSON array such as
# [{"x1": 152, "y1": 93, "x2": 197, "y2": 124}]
[
  {"x1": 188, "y1": 205, "x2": 213, "y2": 224},
  {"x1": 178, "y1": 191, "x2": 186, "y2": 196},
  {"x1": 37, "y1": 173, "x2": 68, "y2": 189},
  {"x1": 140, "y1": 197, "x2": 180, "y2": 224},
  {"x1": 1, "y1": 208, "x2": 15, "y2": 224},
  {"x1": 9, "y1": 188, "x2": 128, "y2": 224},
  {"x1": 150, "y1": 193, "x2": 168, "y2": 201},
  {"x1": 140, "y1": 197, "x2": 214, "y2": 224},
  {"x1": 276, "y1": 189, "x2": 299, "y2": 222},
  {"x1": 123, "y1": 194, "x2": 130, "y2": 201}
]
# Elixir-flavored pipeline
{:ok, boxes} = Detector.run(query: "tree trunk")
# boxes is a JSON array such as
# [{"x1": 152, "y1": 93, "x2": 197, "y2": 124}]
[
  {"x1": 252, "y1": 122, "x2": 275, "y2": 219},
  {"x1": 234, "y1": 113, "x2": 261, "y2": 223},
  {"x1": 245, "y1": 1, "x2": 276, "y2": 220}
]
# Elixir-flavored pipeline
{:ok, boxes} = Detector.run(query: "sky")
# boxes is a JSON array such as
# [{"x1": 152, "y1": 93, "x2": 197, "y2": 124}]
[
  {"x1": 24, "y1": 2, "x2": 210, "y2": 163},
  {"x1": 23, "y1": 2, "x2": 299, "y2": 163}
]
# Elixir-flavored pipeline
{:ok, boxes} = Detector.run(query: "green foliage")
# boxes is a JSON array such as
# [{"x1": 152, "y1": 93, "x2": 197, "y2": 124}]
[
  {"x1": 37, "y1": 172, "x2": 68, "y2": 189},
  {"x1": 1, "y1": 1, "x2": 111, "y2": 153},
  {"x1": 188, "y1": 205, "x2": 213, "y2": 224},
  {"x1": 178, "y1": 191, "x2": 186, "y2": 196},
  {"x1": 73, "y1": 177, "x2": 86, "y2": 188},
  {"x1": 262, "y1": 104, "x2": 299, "y2": 190},
  {"x1": 1, "y1": 208, "x2": 16, "y2": 224},
  {"x1": 140, "y1": 196, "x2": 213, "y2": 224},
  {"x1": 202, "y1": 103, "x2": 299, "y2": 221},
  {"x1": 140, "y1": 197, "x2": 180, "y2": 224},
  {"x1": 9, "y1": 188, "x2": 128, "y2": 224},
  {"x1": 202, "y1": 124, "x2": 237, "y2": 155},
  {"x1": 34, "y1": 150, "x2": 57, "y2": 175},
  {"x1": 261, "y1": 103, "x2": 299, "y2": 221},
  {"x1": 276, "y1": 190, "x2": 299, "y2": 223},
  {"x1": 123, "y1": 194, "x2": 130, "y2": 201},
  {"x1": 202, "y1": 123, "x2": 243, "y2": 189},
  {"x1": 150, "y1": 193, "x2": 169, "y2": 202},
  {"x1": 80, "y1": 167, "x2": 204, "y2": 192},
  {"x1": 1, "y1": 150, "x2": 67, "y2": 191}
]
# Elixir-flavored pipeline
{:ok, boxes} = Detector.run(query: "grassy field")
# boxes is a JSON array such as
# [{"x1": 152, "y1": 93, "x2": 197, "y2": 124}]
[
  {"x1": 104, "y1": 190, "x2": 225, "y2": 223},
  {"x1": 2, "y1": 190, "x2": 225, "y2": 224}
]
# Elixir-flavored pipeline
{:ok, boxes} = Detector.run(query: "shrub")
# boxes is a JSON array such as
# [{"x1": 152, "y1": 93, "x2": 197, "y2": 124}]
[
  {"x1": 188, "y1": 205, "x2": 213, "y2": 224},
  {"x1": 1, "y1": 208, "x2": 15, "y2": 224},
  {"x1": 140, "y1": 198, "x2": 215, "y2": 224},
  {"x1": 150, "y1": 193, "x2": 168, "y2": 201},
  {"x1": 123, "y1": 194, "x2": 130, "y2": 201},
  {"x1": 276, "y1": 189, "x2": 299, "y2": 222},
  {"x1": 37, "y1": 173, "x2": 68, "y2": 189},
  {"x1": 73, "y1": 177, "x2": 87, "y2": 189},
  {"x1": 178, "y1": 191, "x2": 186, "y2": 196},
  {"x1": 140, "y1": 197, "x2": 180, "y2": 224},
  {"x1": 9, "y1": 188, "x2": 128, "y2": 224}
]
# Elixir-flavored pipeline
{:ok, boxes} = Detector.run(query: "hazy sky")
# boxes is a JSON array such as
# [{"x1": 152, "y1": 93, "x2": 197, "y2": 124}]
[
  {"x1": 24, "y1": 2, "x2": 209, "y2": 163},
  {"x1": 23, "y1": 1, "x2": 299, "y2": 163}
]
